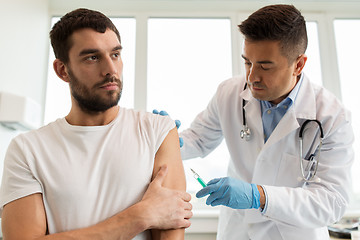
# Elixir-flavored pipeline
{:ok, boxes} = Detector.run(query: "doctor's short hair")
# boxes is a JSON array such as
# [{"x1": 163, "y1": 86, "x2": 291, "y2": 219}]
[
  {"x1": 238, "y1": 4, "x2": 308, "y2": 64},
  {"x1": 50, "y1": 8, "x2": 121, "y2": 64}
]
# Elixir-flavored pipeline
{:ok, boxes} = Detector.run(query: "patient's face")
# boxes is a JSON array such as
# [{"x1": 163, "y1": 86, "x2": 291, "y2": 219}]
[{"x1": 66, "y1": 28, "x2": 123, "y2": 112}]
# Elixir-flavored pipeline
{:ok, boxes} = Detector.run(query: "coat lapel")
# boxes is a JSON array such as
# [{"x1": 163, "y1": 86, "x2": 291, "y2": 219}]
[{"x1": 239, "y1": 74, "x2": 317, "y2": 153}]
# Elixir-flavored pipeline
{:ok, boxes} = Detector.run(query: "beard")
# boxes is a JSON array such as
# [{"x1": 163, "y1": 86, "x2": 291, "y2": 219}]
[{"x1": 68, "y1": 68, "x2": 122, "y2": 113}]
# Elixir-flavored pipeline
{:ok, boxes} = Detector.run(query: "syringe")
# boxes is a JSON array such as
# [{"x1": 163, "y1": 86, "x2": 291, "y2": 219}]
[{"x1": 190, "y1": 168, "x2": 207, "y2": 188}]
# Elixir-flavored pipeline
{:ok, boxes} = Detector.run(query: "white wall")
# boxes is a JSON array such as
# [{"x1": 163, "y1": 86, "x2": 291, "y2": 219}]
[
  {"x1": 0, "y1": 0, "x2": 49, "y2": 186},
  {"x1": 0, "y1": 1, "x2": 49, "y2": 236}
]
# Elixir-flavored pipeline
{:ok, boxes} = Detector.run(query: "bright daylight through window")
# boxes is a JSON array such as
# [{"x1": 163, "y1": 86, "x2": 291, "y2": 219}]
[
  {"x1": 147, "y1": 18, "x2": 232, "y2": 204},
  {"x1": 334, "y1": 19, "x2": 360, "y2": 204}
]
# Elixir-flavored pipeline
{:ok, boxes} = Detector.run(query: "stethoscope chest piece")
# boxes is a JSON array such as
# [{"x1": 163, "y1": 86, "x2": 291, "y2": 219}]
[{"x1": 240, "y1": 126, "x2": 251, "y2": 141}]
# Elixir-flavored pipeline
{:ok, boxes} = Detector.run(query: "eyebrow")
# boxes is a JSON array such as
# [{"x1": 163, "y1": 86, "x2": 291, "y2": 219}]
[
  {"x1": 241, "y1": 55, "x2": 274, "y2": 64},
  {"x1": 79, "y1": 45, "x2": 123, "y2": 56}
]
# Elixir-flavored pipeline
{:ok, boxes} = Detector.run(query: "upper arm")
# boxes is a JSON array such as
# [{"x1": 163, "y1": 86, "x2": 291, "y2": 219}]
[
  {"x1": 152, "y1": 127, "x2": 186, "y2": 240},
  {"x1": 2, "y1": 193, "x2": 47, "y2": 239},
  {"x1": 153, "y1": 127, "x2": 186, "y2": 191}
]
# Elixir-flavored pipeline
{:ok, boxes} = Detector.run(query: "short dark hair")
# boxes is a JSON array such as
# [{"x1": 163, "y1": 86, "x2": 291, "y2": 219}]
[
  {"x1": 50, "y1": 8, "x2": 121, "y2": 64},
  {"x1": 238, "y1": 4, "x2": 307, "y2": 64}
]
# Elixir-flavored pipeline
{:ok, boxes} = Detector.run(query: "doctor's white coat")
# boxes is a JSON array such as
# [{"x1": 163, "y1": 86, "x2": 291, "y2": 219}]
[{"x1": 180, "y1": 74, "x2": 354, "y2": 240}]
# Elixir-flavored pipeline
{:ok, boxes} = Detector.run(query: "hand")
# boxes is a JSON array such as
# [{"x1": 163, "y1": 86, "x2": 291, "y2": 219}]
[
  {"x1": 196, "y1": 177, "x2": 261, "y2": 209},
  {"x1": 141, "y1": 165, "x2": 193, "y2": 229},
  {"x1": 153, "y1": 109, "x2": 183, "y2": 147}
]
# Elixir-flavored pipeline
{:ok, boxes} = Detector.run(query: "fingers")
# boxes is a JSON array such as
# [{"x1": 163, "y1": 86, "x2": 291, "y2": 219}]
[
  {"x1": 195, "y1": 178, "x2": 222, "y2": 198},
  {"x1": 152, "y1": 165, "x2": 168, "y2": 186},
  {"x1": 207, "y1": 198, "x2": 223, "y2": 207},
  {"x1": 152, "y1": 109, "x2": 169, "y2": 116},
  {"x1": 185, "y1": 209, "x2": 193, "y2": 218},
  {"x1": 207, "y1": 178, "x2": 222, "y2": 185},
  {"x1": 178, "y1": 219, "x2": 192, "y2": 229},
  {"x1": 179, "y1": 137, "x2": 184, "y2": 148},
  {"x1": 152, "y1": 110, "x2": 183, "y2": 147},
  {"x1": 205, "y1": 188, "x2": 224, "y2": 206},
  {"x1": 180, "y1": 191, "x2": 192, "y2": 202},
  {"x1": 196, "y1": 186, "x2": 212, "y2": 198},
  {"x1": 177, "y1": 203, "x2": 193, "y2": 228},
  {"x1": 159, "y1": 110, "x2": 169, "y2": 116},
  {"x1": 184, "y1": 201, "x2": 193, "y2": 211},
  {"x1": 175, "y1": 120, "x2": 181, "y2": 129}
]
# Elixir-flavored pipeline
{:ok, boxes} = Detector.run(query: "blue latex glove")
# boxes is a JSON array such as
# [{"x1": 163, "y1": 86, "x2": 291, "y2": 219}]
[
  {"x1": 196, "y1": 177, "x2": 261, "y2": 209},
  {"x1": 152, "y1": 109, "x2": 183, "y2": 147}
]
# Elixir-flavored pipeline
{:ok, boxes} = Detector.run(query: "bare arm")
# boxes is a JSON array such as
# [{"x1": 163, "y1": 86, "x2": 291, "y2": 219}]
[
  {"x1": 150, "y1": 127, "x2": 189, "y2": 240},
  {"x1": 2, "y1": 193, "x2": 150, "y2": 240}
]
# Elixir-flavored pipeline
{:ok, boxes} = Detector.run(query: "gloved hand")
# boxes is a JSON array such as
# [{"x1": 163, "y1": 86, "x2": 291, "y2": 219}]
[
  {"x1": 153, "y1": 109, "x2": 183, "y2": 147},
  {"x1": 196, "y1": 177, "x2": 261, "y2": 209}
]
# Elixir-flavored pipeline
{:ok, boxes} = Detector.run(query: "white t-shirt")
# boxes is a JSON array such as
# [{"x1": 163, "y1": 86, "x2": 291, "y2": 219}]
[{"x1": 0, "y1": 107, "x2": 175, "y2": 239}]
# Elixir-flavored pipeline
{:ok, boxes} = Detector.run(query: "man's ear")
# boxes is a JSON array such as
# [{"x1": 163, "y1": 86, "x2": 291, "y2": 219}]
[
  {"x1": 293, "y1": 54, "x2": 307, "y2": 76},
  {"x1": 53, "y1": 59, "x2": 70, "y2": 83}
]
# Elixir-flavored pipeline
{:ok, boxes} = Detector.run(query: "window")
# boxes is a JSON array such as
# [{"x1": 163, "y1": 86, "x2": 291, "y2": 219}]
[
  {"x1": 44, "y1": 18, "x2": 136, "y2": 124},
  {"x1": 334, "y1": 19, "x2": 360, "y2": 200},
  {"x1": 147, "y1": 18, "x2": 232, "y2": 201},
  {"x1": 304, "y1": 22, "x2": 322, "y2": 85}
]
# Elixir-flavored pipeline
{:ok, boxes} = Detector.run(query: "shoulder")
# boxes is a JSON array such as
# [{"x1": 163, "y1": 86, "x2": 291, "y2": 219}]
[
  {"x1": 118, "y1": 108, "x2": 175, "y2": 134},
  {"x1": 9, "y1": 120, "x2": 61, "y2": 147},
  {"x1": 217, "y1": 75, "x2": 245, "y2": 92},
  {"x1": 120, "y1": 108, "x2": 174, "y2": 125},
  {"x1": 305, "y1": 79, "x2": 352, "y2": 137},
  {"x1": 312, "y1": 82, "x2": 350, "y2": 121},
  {"x1": 212, "y1": 75, "x2": 246, "y2": 107}
]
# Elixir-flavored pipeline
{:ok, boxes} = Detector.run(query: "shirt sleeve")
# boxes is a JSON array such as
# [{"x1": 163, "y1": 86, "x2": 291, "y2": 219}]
[
  {"x1": 259, "y1": 185, "x2": 269, "y2": 214},
  {"x1": 151, "y1": 113, "x2": 176, "y2": 153},
  {"x1": 180, "y1": 93, "x2": 224, "y2": 160},
  {"x1": 0, "y1": 136, "x2": 43, "y2": 215}
]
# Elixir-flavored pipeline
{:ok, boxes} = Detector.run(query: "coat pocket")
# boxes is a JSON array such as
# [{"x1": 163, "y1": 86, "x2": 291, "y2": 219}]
[{"x1": 274, "y1": 152, "x2": 305, "y2": 187}]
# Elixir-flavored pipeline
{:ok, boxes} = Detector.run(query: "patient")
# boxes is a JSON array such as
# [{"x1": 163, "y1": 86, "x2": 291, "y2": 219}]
[{"x1": 0, "y1": 8, "x2": 192, "y2": 240}]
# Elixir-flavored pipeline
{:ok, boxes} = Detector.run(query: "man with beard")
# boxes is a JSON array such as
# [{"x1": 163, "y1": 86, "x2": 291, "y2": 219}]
[{"x1": 0, "y1": 8, "x2": 192, "y2": 240}]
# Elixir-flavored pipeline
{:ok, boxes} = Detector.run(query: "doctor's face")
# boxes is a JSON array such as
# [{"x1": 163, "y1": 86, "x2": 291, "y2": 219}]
[
  {"x1": 59, "y1": 28, "x2": 123, "y2": 112},
  {"x1": 242, "y1": 40, "x2": 306, "y2": 104}
]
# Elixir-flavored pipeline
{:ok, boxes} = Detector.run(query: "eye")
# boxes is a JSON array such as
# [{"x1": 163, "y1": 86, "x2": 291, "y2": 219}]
[
  {"x1": 86, "y1": 55, "x2": 98, "y2": 61},
  {"x1": 260, "y1": 64, "x2": 271, "y2": 70}
]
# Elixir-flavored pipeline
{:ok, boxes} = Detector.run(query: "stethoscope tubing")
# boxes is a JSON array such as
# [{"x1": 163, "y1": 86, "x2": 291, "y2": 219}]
[{"x1": 240, "y1": 82, "x2": 324, "y2": 184}]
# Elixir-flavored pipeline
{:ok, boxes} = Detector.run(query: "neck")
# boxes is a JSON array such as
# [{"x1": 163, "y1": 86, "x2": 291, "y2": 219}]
[{"x1": 65, "y1": 105, "x2": 119, "y2": 126}]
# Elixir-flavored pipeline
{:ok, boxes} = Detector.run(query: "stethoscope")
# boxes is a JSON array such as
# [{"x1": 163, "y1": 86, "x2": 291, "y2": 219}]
[
  {"x1": 299, "y1": 119, "x2": 324, "y2": 184},
  {"x1": 240, "y1": 82, "x2": 324, "y2": 184},
  {"x1": 240, "y1": 83, "x2": 252, "y2": 141}
]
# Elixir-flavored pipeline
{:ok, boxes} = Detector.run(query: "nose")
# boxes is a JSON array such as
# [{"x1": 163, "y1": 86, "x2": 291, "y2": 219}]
[
  {"x1": 101, "y1": 56, "x2": 121, "y2": 77},
  {"x1": 247, "y1": 66, "x2": 260, "y2": 84}
]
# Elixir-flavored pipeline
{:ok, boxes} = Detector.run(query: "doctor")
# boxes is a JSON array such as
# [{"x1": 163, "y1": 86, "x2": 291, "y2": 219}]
[{"x1": 179, "y1": 4, "x2": 354, "y2": 240}]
